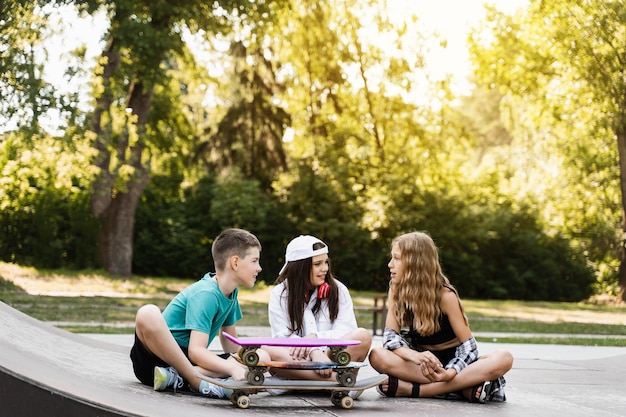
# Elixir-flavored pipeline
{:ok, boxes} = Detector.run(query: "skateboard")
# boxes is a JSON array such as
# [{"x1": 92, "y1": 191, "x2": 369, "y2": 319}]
[
  {"x1": 196, "y1": 373, "x2": 388, "y2": 409},
  {"x1": 223, "y1": 332, "x2": 360, "y2": 367},
  {"x1": 235, "y1": 358, "x2": 366, "y2": 386}
]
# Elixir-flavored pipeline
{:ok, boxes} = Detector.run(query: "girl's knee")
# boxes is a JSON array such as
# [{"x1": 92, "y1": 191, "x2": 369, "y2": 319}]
[
  {"x1": 499, "y1": 350, "x2": 514, "y2": 371},
  {"x1": 346, "y1": 328, "x2": 372, "y2": 360},
  {"x1": 488, "y1": 350, "x2": 514, "y2": 374},
  {"x1": 257, "y1": 348, "x2": 272, "y2": 363},
  {"x1": 354, "y1": 327, "x2": 373, "y2": 346},
  {"x1": 368, "y1": 347, "x2": 387, "y2": 371}
]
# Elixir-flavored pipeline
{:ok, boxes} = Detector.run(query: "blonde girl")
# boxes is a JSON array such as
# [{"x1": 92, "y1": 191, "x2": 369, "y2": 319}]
[{"x1": 368, "y1": 231, "x2": 513, "y2": 403}]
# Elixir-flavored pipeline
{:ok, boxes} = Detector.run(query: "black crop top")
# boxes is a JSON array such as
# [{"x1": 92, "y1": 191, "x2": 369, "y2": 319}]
[{"x1": 403, "y1": 313, "x2": 457, "y2": 347}]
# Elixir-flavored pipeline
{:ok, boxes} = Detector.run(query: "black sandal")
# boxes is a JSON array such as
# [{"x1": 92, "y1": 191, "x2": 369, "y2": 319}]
[
  {"x1": 377, "y1": 376, "x2": 420, "y2": 398},
  {"x1": 377, "y1": 375, "x2": 398, "y2": 397},
  {"x1": 410, "y1": 382, "x2": 420, "y2": 398},
  {"x1": 469, "y1": 381, "x2": 494, "y2": 403}
]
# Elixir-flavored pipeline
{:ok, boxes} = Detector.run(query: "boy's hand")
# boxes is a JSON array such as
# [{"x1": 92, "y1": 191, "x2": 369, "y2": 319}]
[{"x1": 231, "y1": 365, "x2": 247, "y2": 381}]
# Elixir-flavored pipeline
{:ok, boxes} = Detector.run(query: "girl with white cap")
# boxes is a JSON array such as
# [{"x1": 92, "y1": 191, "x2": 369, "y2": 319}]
[{"x1": 267, "y1": 235, "x2": 372, "y2": 382}]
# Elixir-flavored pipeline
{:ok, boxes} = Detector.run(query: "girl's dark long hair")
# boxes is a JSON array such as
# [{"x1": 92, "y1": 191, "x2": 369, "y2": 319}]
[{"x1": 276, "y1": 243, "x2": 339, "y2": 336}]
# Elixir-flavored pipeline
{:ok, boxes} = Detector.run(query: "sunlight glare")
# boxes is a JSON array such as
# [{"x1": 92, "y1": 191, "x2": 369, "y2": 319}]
[{"x1": 388, "y1": 0, "x2": 528, "y2": 95}]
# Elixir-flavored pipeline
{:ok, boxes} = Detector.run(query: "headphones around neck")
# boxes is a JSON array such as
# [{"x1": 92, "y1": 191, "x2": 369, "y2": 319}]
[{"x1": 317, "y1": 281, "x2": 330, "y2": 299}]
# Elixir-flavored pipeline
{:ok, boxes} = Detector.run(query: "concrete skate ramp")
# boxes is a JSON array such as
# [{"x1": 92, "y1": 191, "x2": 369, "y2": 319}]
[
  {"x1": 0, "y1": 302, "x2": 245, "y2": 417},
  {"x1": 2, "y1": 301, "x2": 626, "y2": 417},
  {"x1": 0, "y1": 302, "x2": 390, "y2": 417}
]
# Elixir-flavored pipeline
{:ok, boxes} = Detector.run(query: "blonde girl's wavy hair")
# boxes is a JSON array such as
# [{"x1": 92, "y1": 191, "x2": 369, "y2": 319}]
[{"x1": 390, "y1": 231, "x2": 467, "y2": 336}]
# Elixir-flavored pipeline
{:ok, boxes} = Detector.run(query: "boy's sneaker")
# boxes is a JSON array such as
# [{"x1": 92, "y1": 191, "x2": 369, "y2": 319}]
[
  {"x1": 265, "y1": 374, "x2": 289, "y2": 396},
  {"x1": 349, "y1": 389, "x2": 363, "y2": 400},
  {"x1": 266, "y1": 387, "x2": 289, "y2": 396},
  {"x1": 198, "y1": 379, "x2": 229, "y2": 399},
  {"x1": 153, "y1": 366, "x2": 184, "y2": 392}
]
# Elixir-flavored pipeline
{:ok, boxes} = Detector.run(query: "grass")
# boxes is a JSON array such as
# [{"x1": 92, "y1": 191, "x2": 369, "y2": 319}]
[{"x1": 1, "y1": 262, "x2": 625, "y2": 346}]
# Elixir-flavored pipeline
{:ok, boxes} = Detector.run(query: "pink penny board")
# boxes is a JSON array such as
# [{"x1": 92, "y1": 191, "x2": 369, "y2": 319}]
[
  {"x1": 247, "y1": 360, "x2": 366, "y2": 370},
  {"x1": 223, "y1": 331, "x2": 360, "y2": 348}
]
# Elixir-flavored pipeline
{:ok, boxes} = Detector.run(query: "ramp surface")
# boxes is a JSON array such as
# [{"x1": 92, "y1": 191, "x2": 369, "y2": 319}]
[
  {"x1": 0, "y1": 302, "x2": 242, "y2": 416},
  {"x1": 1, "y1": 301, "x2": 626, "y2": 417}
]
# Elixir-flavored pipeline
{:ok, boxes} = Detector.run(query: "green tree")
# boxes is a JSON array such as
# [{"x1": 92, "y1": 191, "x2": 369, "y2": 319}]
[
  {"x1": 469, "y1": 1, "x2": 625, "y2": 300},
  {"x1": 34, "y1": 0, "x2": 289, "y2": 276},
  {"x1": 193, "y1": 40, "x2": 290, "y2": 191},
  {"x1": 0, "y1": 1, "x2": 63, "y2": 134}
]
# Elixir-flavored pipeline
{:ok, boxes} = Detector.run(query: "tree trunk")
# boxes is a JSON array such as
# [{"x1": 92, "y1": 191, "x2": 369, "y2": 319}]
[
  {"x1": 89, "y1": 13, "x2": 170, "y2": 276},
  {"x1": 97, "y1": 176, "x2": 148, "y2": 275},
  {"x1": 617, "y1": 129, "x2": 626, "y2": 302},
  {"x1": 90, "y1": 48, "x2": 153, "y2": 276},
  {"x1": 89, "y1": 7, "x2": 169, "y2": 276}
]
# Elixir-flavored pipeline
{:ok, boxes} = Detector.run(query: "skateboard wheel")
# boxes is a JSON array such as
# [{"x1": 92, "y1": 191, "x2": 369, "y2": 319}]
[
  {"x1": 236, "y1": 394, "x2": 250, "y2": 409},
  {"x1": 336, "y1": 351, "x2": 351, "y2": 366},
  {"x1": 246, "y1": 370, "x2": 265, "y2": 385},
  {"x1": 330, "y1": 392, "x2": 342, "y2": 406},
  {"x1": 337, "y1": 371, "x2": 356, "y2": 387},
  {"x1": 243, "y1": 350, "x2": 259, "y2": 366},
  {"x1": 340, "y1": 396, "x2": 353, "y2": 409}
]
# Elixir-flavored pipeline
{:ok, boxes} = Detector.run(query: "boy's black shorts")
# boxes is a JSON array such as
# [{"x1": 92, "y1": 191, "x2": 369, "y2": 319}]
[
  {"x1": 129, "y1": 333, "x2": 231, "y2": 387},
  {"x1": 130, "y1": 332, "x2": 180, "y2": 386}
]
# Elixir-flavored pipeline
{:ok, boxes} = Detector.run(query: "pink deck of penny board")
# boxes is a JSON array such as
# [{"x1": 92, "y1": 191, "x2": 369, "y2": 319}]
[{"x1": 223, "y1": 332, "x2": 360, "y2": 347}]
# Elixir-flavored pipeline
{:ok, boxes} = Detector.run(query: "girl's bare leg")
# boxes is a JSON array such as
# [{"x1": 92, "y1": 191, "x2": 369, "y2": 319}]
[
  {"x1": 265, "y1": 328, "x2": 373, "y2": 381},
  {"x1": 344, "y1": 327, "x2": 372, "y2": 362},
  {"x1": 369, "y1": 346, "x2": 513, "y2": 398}
]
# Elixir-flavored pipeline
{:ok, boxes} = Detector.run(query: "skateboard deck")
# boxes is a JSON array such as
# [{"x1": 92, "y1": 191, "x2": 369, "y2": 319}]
[
  {"x1": 223, "y1": 332, "x2": 360, "y2": 349},
  {"x1": 247, "y1": 360, "x2": 366, "y2": 370},
  {"x1": 196, "y1": 373, "x2": 388, "y2": 409},
  {"x1": 235, "y1": 358, "x2": 366, "y2": 386},
  {"x1": 223, "y1": 332, "x2": 360, "y2": 366}
]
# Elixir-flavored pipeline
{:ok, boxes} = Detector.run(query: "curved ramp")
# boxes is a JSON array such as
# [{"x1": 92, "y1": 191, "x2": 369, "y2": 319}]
[
  {"x1": 3, "y1": 301, "x2": 626, "y2": 417},
  {"x1": 0, "y1": 302, "x2": 245, "y2": 417}
]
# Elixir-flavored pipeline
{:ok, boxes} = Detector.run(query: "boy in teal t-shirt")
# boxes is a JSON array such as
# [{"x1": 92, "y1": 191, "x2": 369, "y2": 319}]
[
  {"x1": 164, "y1": 272, "x2": 242, "y2": 348},
  {"x1": 130, "y1": 228, "x2": 271, "y2": 398}
]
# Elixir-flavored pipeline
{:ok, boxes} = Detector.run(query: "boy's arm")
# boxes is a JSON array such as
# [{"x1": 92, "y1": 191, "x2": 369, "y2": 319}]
[
  {"x1": 220, "y1": 325, "x2": 239, "y2": 353},
  {"x1": 188, "y1": 329, "x2": 246, "y2": 380}
]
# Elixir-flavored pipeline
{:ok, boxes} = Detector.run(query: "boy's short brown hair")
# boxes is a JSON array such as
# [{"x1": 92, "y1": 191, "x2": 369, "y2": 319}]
[{"x1": 211, "y1": 228, "x2": 261, "y2": 271}]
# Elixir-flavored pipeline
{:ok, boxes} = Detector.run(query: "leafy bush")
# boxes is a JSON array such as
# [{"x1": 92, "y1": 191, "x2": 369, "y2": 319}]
[
  {"x1": 133, "y1": 171, "x2": 293, "y2": 280},
  {"x1": 0, "y1": 134, "x2": 98, "y2": 268},
  {"x1": 384, "y1": 192, "x2": 595, "y2": 301}
]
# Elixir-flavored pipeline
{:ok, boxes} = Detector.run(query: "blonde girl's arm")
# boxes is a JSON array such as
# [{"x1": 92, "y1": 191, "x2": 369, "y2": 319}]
[
  {"x1": 441, "y1": 289, "x2": 479, "y2": 376},
  {"x1": 382, "y1": 289, "x2": 442, "y2": 369}
]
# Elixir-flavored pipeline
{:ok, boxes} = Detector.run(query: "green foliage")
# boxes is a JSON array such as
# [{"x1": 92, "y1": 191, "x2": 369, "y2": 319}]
[
  {"x1": 132, "y1": 174, "x2": 206, "y2": 278},
  {"x1": 468, "y1": 0, "x2": 624, "y2": 296},
  {"x1": 0, "y1": 1, "x2": 62, "y2": 134},
  {"x1": 133, "y1": 170, "x2": 291, "y2": 281},
  {"x1": 376, "y1": 185, "x2": 594, "y2": 301},
  {"x1": 193, "y1": 40, "x2": 290, "y2": 191},
  {"x1": 442, "y1": 204, "x2": 594, "y2": 302},
  {"x1": 0, "y1": 0, "x2": 611, "y2": 303},
  {"x1": 0, "y1": 133, "x2": 99, "y2": 268}
]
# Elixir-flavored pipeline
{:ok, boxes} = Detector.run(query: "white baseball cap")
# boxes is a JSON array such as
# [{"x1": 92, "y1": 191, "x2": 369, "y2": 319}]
[{"x1": 279, "y1": 235, "x2": 328, "y2": 274}]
